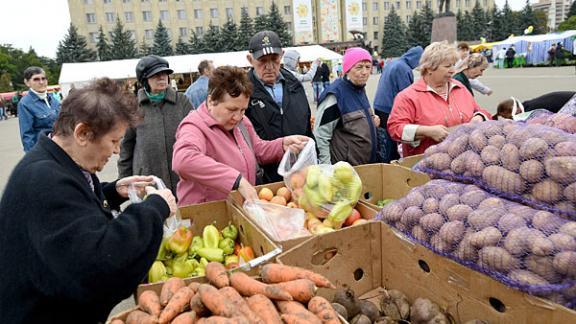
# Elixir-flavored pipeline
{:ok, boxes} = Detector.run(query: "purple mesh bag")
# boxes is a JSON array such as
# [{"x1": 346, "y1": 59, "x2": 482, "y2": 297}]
[
  {"x1": 527, "y1": 112, "x2": 576, "y2": 134},
  {"x1": 414, "y1": 120, "x2": 576, "y2": 219},
  {"x1": 377, "y1": 179, "x2": 576, "y2": 309}
]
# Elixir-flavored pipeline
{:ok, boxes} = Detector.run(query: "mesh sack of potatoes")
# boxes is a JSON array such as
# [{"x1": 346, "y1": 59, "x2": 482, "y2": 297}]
[
  {"x1": 526, "y1": 112, "x2": 576, "y2": 134},
  {"x1": 414, "y1": 120, "x2": 576, "y2": 219},
  {"x1": 376, "y1": 179, "x2": 576, "y2": 308}
]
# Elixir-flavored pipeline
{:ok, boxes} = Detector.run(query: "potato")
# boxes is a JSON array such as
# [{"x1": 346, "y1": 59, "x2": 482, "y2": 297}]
[
  {"x1": 502, "y1": 122, "x2": 517, "y2": 135},
  {"x1": 439, "y1": 220, "x2": 465, "y2": 244},
  {"x1": 509, "y1": 270, "x2": 549, "y2": 286},
  {"x1": 532, "y1": 211, "x2": 565, "y2": 233},
  {"x1": 419, "y1": 213, "x2": 445, "y2": 232},
  {"x1": 478, "y1": 197, "x2": 505, "y2": 210},
  {"x1": 506, "y1": 127, "x2": 531, "y2": 147},
  {"x1": 488, "y1": 134, "x2": 506, "y2": 149},
  {"x1": 545, "y1": 156, "x2": 576, "y2": 184},
  {"x1": 478, "y1": 246, "x2": 519, "y2": 273},
  {"x1": 538, "y1": 129, "x2": 566, "y2": 146},
  {"x1": 469, "y1": 129, "x2": 488, "y2": 153},
  {"x1": 564, "y1": 183, "x2": 576, "y2": 203},
  {"x1": 525, "y1": 255, "x2": 562, "y2": 283},
  {"x1": 503, "y1": 227, "x2": 531, "y2": 255},
  {"x1": 430, "y1": 234, "x2": 453, "y2": 253},
  {"x1": 395, "y1": 222, "x2": 408, "y2": 232},
  {"x1": 530, "y1": 236, "x2": 555, "y2": 256},
  {"x1": 548, "y1": 233, "x2": 576, "y2": 252},
  {"x1": 554, "y1": 201, "x2": 574, "y2": 214},
  {"x1": 445, "y1": 204, "x2": 473, "y2": 221},
  {"x1": 422, "y1": 198, "x2": 439, "y2": 214},
  {"x1": 459, "y1": 190, "x2": 487, "y2": 208},
  {"x1": 381, "y1": 202, "x2": 404, "y2": 223},
  {"x1": 519, "y1": 138, "x2": 549, "y2": 160},
  {"x1": 500, "y1": 143, "x2": 521, "y2": 172},
  {"x1": 467, "y1": 208, "x2": 504, "y2": 230},
  {"x1": 519, "y1": 160, "x2": 545, "y2": 183},
  {"x1": 447, "y1": 134, "x2": 469, "y2": 158},
  {"x1": 456, "y1": 232, "x2": 479, "y2": 262},
  {"x1": 507, "y1": 205, "x2": 537, "y2": 221},
  {"x1": 438, "y1": 193, "x2": 460, "y2": 215},
  {"x1": 532, "y1": 179, "x2": 563, "y2": 203},
  {"x1": 469, "y1": 227, "x2": 502, "y2": 248},
  {"x1": 411, "y1": 225, "x2": 429, "y2": 243},
  {"x1": 497, "y1": 213, "x2": 527, "y2": 233},
  {"x1": 410, "y1": 298, "x2": 442, "y2": 324},
  {"x1": 465, "y1": 152, "x2": 485, "y2": 177},
  {"x1": 400, "y1": 206, "x2": 424, "y2": 227},
  {"x1": 553, "y1": 141, "x2": 576, "y2": 157},
  {"x1": 559, "y1": 222, "x2": 576, "y2": 237},
  {"x1": 480, "y1": 146, "x2": 500, "y2": 165},
  {"x1": 429, "y1": 153, "x2": 452, "y2": 170},
  {"x1": 481, "y1": 122, "x2": 504, "y2": 137},
  {"x1": 423, "y1": 183, "x2": 448, "y2": 199},
  {"x1": 553, "y1": 251, "x2": 576, "y2": 277},
  {"x1": 424, "y1": 145, "x2": 440, "y2": 157},
  {"x1": 482, "y1": 166, "x2": 526, "y2": 195},
  {"x1": 403, "y1": 191, "x2": 425, "y2": 208},
  {"x1": 450, "y1": 153, "x2": 468, "y2": 174}
]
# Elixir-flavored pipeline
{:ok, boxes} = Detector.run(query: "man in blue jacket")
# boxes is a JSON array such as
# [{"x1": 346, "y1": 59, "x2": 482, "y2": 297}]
[{"x1": 373, "y1": 46, "x2": 423, "y2": 162}]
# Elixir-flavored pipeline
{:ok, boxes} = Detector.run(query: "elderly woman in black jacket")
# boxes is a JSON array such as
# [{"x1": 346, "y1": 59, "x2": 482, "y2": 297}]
[{"x1": 0, "y1": 78, "x2": 176, "y2": 323}]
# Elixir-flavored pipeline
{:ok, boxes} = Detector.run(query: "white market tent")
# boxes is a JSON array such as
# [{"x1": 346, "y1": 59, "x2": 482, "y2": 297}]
[{"x1": 58, "y1": 45, "x2": 343, "y2": 95}]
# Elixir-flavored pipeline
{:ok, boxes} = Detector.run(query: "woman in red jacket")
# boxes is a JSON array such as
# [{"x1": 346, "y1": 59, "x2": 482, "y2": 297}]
[{"x1": 387, "y1": 41, "x2": 491, "y2": 157}]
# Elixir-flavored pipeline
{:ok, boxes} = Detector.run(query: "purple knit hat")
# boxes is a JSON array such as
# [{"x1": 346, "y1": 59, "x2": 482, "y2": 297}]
[{"x1": 342, "y1": 47, "x2": 372, "y2": 74}]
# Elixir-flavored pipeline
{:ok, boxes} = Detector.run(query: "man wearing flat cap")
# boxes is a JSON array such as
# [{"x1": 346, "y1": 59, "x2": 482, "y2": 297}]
[{"x1": 246, "y1": 30, "x2": 313, "y2": 183}]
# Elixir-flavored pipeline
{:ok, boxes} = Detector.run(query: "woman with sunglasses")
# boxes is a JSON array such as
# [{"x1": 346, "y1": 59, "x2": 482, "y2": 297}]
[{"x1": 18, "y1": 67, "x2": 61, "y2": 152}]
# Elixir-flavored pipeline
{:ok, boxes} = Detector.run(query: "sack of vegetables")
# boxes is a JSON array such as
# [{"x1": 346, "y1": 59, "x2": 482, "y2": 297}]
[
  {"x1": 414, "y1": 120, "x2": 576, "y2": 219},
  {"x1": 377, "y1": 179, "x2": 576, "y2": 309}
]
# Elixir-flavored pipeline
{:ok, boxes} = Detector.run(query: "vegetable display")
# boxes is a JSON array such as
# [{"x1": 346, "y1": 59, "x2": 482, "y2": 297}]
[
  {"x1": 414, "y1": 120, "x2": 576, "y2": 219},
  {"x1": 111, "y1": 263, "x2": 337, "y2": 324},
  {"x1": 378, "y1": 179, "x2": 576, "y2": 309}
]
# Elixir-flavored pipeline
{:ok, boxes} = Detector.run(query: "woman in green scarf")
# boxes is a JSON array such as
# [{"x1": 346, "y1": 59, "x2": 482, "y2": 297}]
[{"x1": 452, "y1": 53, "x2": 488, "y2": 96}]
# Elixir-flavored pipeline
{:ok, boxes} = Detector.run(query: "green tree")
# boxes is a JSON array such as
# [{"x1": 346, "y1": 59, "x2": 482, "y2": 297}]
[
  {"x1": 471, "y1": 1, "x2": 487, "y2": 39},
  {"x1": 220, "y1": 19, "x2": 240, "y2": 51},
  {"x1": 0, "y1": 45, "x2": 59, "y2": 90},
  {"x1": 188, "y1": 31, "x2": 203, "y2": 54},
  {"x1": 152, "y1": 20, "x2": 173, "y2": 56},
  {"x1": 96, "y1": 25, "x2": 110, "y2": 61},
  {"x1": 407, "y1": 13, "x2": 424, "y2": 47},
  {"x1": 407, "y1": 3, "x2": 434, "y2": 48},
  {"x1": 381, "y1": 6, "x2": 408, "y2": 57},
  {"x1": 253, "y1": 12, "x2": 270, "y2": 33},
  {"x1": 0, "y1": 73, "x2": 11, "y2": 91},
  {"x1": 558, "y1": 15, "x2": 576, "y2": 31},
  {"x1": 517, "y1": 0, "x2": 541, "y2": 34},
  {"x1": 202, "y1": 22, "x2": 224, "y2": 53},
  {"x1": 138, "y1": 37, "x2": 151, "y2": 57},
  {"x1": 267, "y1": 2, "x2": 292, "y2": 46},
  {"x1": 110, "y1": 17, "x2": 137, "y2": 60},
  {"x1": 568, "y1": 1, "x2": 576, "y2": 18},
  {"x1": 420, "y1": 3, "x2": 434, "y2": 47},
  {"x1": 56, "y1": 23, "x2": 96, "y2": 64},
  {"x1": 175, "y1": 37, "x2": 189, "y2": 55},
  {"x1": 237, "y1": 9, "x2": 254, "y2": 51},
  {"x1": 534, "y1": 9, "x2": 548, "y2": 33},
  {"x1": 488, "y1": 6, "x2": 506, "y2": 41},
  {"x1": 501, "y1": 1, "x2": 518, "y2": 38}
]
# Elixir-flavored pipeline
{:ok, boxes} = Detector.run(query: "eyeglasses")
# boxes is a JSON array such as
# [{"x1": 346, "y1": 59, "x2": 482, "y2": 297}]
[{"x1": 32, "y1": 77, "x2": 47, "y2": 82}]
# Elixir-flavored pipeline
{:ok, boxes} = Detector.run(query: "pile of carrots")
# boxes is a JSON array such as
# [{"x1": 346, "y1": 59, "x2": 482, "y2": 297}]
[{"x1": 110, "y1": 263, "x2": 342, "y2": 324}]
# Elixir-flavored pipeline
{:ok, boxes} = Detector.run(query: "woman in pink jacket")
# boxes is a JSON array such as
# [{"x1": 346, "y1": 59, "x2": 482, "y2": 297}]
[
  {"x1": 173, "y1": 66, "x2": 309, "y2": 205},
  {"x1": 387, "y1": 41, "x2": 491, "y2": 157}
]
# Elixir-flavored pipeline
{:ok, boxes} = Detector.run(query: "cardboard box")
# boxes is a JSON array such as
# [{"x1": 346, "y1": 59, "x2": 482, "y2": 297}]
[
  {"x1": 277, "y1": 222, "x2": 576, "y2": 323},
  {"x1": 354, "y1": 163, "x2": 430, "y2": 210},
  {"x1": 135, "y1": 200, "x2": 280, "y2": 298},
  {"x1": 391, "y1": 153, "x2": 424, "y2": 169}
]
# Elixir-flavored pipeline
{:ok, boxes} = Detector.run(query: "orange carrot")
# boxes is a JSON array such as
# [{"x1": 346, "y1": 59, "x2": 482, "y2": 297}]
[
  {"x1": 280, "y1": 313, "x2": 323, "y2": 324},
  {"x1": 160, "y1": 277, "x2": 186, "y2": 306},
  {"x1": 219, "y1": 287, "x2": 264, "y2": 324},
  {"x1": 206, "y1": 262, "x2": 230, "y2": 288},
  {"x1": 138, "y1": 290, "x2": 162, "y2": 317},
  {"x1": 171, "y1": 311, "x2": 197, "y2": 324},
  {"x1": 188, "y1": 282, "x2": 201, "y2": 293},
  {"x1": 158, "y1": 287, "x2": 194, "y2": 324},
  {"x1": 126, "y1": 309, "x2": 158, "y2": 324},
  {"x1": 229, "y1": 272, "x2": 292, "y2": 301},
  {"x1": 272, "y1": 279, "x2": 316, "y2": 303},
  {"x1": 260, "y1": 264, "x2": 335, "y2": 288},
  {"x1": 276, "y1": 301, "x2": 309, "y2": 314},
  {"x1": 246, "y1": 294, "x2": 282, "y2": 324},
  {"x1": 196, "y1": 316, "x2": 250, "y2": 324},
  {"x1": 308, "y1": 296, "x2": 340, "y2": 324},
  {"x1": 189, "y1": 292, "x2": 209, "y2": 317},
  {"x1": 198, "y1": 284, "x2": 238, "y2": 317}
]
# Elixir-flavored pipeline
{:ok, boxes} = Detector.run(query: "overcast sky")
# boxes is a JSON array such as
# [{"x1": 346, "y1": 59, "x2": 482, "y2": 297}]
[{"x1": 0, "y1": 0, "x2": 532, "y2": 59}]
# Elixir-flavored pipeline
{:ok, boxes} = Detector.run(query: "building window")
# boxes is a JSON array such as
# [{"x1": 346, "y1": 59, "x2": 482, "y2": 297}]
[
  {"x1": 384, "y1": 2, "x2": 389, "y2": 10},
  {"x1": 125, "y1": 12, "x2": 133, "y2": 22},
  {"x1": 363, "y1": 17, "x2": 368, "y2": 25},
  {"x1": 127, "y1": 30, "x2": 135, "y2": 40},
  {"x1": 89, "y1": 32, "x2": 98, "y2": 43},
  {"x1": 103, "y1": 0, "x2": 112, "y2": 4},
  {"x1": 145, "y1": 29, "x2": 153, "y2": 39},
  {"x1": 226, "y1": 8, "x2": 233, "y2": 18},
  {"x1": 483, "y1": 0, "x2": 487, "y2": 5},
  {"x1": 86, "y1": 13, "x2": 96, "y2": 23},
  {"x1": 416, "y1": 1, "x2": 421, "y2": 9},
  {"x1": 160, "y1": 10, "x2": 169, "y2": 21},
  {"x1": 241, "y1": 7, "x2": 248, "y2": 15},
  {"x1": 143, "y1": 11, "x2": 152, "y2": 21},
  {"x1": 385, "y1": 16, "x2": 389, "y2": 24},
  {"x1": 372, "y1": 2, "x2": 378, "y2": 10},
  {"x1": 406, "y1": 1, "x2": 411, "y2": 9},
  {"x1": 373, "y1": 31, "x2": 379, "y2": 40},
  {"x1": 194, "y1": 9, "x2": 202, "y2": 19},
  {"x1": 84, "y1": 0, "x2": 93, "y2": 4},
  {"x1": 159, "y1": 0, "x2": 167, "y2": 2},
  {"x1": 123, "y1": 0, "x2": 131, "y2": 3},
  {"x1": 464, "y1": 0, "x2": 470, "y2": 7},
  {"x1": 256, "y1": 7, "x2": 264, "y2": 16},
  {"x1": 406, "y1": 15, "x2": 411, "y2": 22},
  {"x1": 196, "y1": 26, "x2": 204, "y2": 36},
  {"x1": 396, "y1": 1, "x2": 401, "y2": 9},
  {"x1": 141, "y1": 0, "x2": 150, "y2": 2},
  {"x1": 179, "y1": 27, "x2": 188, "y2": 37},
  {"x1": 284, "y1": 5, "x2": 291, "y2": 15},
  {"x1": 373, "y1": 17, "x2": 379, "y2": 25},
  {"x1": 105, "y1": 12, "x2": 115, "y2": 22},
  {"x1": 426, "y1": 0, "x2": 432, "y2": 7},
  {"x1": 177, "y1": 10, "x2": 186, "y2": 20},
  {"x1": 456, "y1": 0, "x2": 461, "y2": 7},
  {"x1": 362, "y1": 2, "x2": 367, "y2": 11},
  {"x1": 286, "y1": 22, "x2": 292, "y2": 30},
  {"x1": 210, "y1": 8, "x2": 218, "y2": 18}
]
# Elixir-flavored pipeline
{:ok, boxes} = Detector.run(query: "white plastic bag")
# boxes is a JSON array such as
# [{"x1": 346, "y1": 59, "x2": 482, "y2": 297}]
[
  {"x1": 243, "y1": 200, "x2": 311, "y2": 242},
  {"x1": 277, "y1": 139, "x2": 317, "y2": 190}
]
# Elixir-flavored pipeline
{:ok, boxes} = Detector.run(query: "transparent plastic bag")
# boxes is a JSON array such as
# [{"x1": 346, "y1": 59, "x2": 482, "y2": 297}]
[
  {"x1": 278, "y1": 139, "x2": 317, "y2": 191},
  {"x1": 559, "y1": 93, "x2": 576, "y2": 116},
  {"x1": 242, "y1": 200, "x2": 311, "y2": 242},
  {"x1": 127, "y1": 176, "x2": 183, "y2": 236}
]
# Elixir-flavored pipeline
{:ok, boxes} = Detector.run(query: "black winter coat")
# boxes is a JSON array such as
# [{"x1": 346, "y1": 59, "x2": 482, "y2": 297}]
[{"x1": 0, "y1": 135, "x2": 169, "y2": 324}]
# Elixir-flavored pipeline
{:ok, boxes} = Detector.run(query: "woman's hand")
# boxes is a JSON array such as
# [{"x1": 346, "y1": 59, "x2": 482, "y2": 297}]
[
  {"x1": 145, "y1": 187, "x2": 177, "y2": 216},
  {"x1": 471, "y1": 115, "x2": 485, "y2": 122},
  {"x1": 420, "y1": 125, "x2": 450, "y2": 142},
  {"x1": 115, "y1": 175, "x2": 155, "y2": 198},
  {"x1": 372, "y1": 114, "x2": 381, "y2": 127},
  {"x1": 282, "y1": 135, "x2": 310, "y2": 154},
  {"x1": 238, "y1": 177, "x2": 258, "y2": 203}
]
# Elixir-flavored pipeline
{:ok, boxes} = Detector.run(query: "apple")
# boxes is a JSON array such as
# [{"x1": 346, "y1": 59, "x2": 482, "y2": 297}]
[
  {"x1": 352, "y1": 219, "x2": 369, "y2": 226},
  {"x1": 343, "y1": 208, "x2": 362, "y2": 227}
]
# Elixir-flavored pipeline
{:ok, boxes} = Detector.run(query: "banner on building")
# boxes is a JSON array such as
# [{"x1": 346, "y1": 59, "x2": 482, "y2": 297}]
[
  {"x1": 345, "y1": 0, "x2": 363, "y2": 31},
  {"x1": 293, "y1": 0, "x2": 314, "y2": 43},
  {"x1": 319, "y1": 0, "x2": 339, "y2": 42}
]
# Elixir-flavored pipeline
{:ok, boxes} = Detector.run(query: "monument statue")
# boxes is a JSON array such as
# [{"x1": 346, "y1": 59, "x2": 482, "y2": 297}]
[{"x1": 438, "y1": 0, "x2": 453, "y2": 16}]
